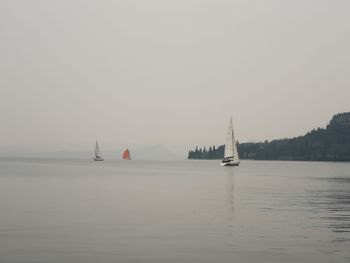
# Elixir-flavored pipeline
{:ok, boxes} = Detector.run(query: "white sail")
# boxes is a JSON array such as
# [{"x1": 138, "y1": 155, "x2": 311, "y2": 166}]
[
  {"x1": 233, "y1": 136, "x2": 239, "y2": 162},
  {"x1": 224, "y1": 118, "x2": 234, "y2": 158},
  {"x1": 95, "y1": 141, "x2": 100, "y2": 158},
  {"x1": 93, "y1": 140, "x2": 103, "y2": 161}
]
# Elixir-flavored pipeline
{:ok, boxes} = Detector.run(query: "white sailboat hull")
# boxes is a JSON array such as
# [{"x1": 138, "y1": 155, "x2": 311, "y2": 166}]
[
  {"x1": 220, "y1": 161, "x2": 240, "y2": 166},
  {"x1": 93, "y1": 157, "x2": 104, "y2": 161},
  {"x1": 220, "y1": 156, "x2": 239, "y2": 166}
]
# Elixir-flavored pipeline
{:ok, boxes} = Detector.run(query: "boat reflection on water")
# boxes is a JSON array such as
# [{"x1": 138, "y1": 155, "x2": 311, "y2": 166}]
[
  {"x1": 225, "y1": 167, "x2": 236, "y2": 214},
  {"x1": 223, "y1": 166, "x2": 236, "y2": 235}
]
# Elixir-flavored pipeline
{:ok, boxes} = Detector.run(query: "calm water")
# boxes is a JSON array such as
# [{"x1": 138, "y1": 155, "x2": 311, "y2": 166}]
[{"x1": 0, "y1": 159, "x2": 349, "y2": 262}]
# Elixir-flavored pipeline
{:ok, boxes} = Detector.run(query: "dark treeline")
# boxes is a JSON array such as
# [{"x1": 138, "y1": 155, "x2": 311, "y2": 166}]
[
  {"x1": 188, "y1": 112, "x2": 350, "y2": 162},
  {"x1": 188, "y1": 145, "x2": 225, "y2": 159}
]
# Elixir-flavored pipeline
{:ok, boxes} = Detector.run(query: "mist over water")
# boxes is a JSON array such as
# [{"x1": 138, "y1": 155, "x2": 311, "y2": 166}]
[{"x1": 0, "y1": 159, "x2": 349, "y2": 262}]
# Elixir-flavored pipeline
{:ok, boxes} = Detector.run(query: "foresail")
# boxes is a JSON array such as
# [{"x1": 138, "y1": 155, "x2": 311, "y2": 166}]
[
  {"x1": 231, "y1": 119, "x2": 240, "y2": 162},
  {"x1": 224, "y1": 118, "x2": 234, "y2": 158},
  {"x1": 233, "y1": 137, "x2": 239, "y2": 162}
]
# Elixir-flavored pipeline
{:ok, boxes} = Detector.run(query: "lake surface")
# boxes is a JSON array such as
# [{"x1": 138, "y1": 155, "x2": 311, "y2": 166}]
[{"x1": 0, "y1": 159, "x2": 349, "y2": 262}]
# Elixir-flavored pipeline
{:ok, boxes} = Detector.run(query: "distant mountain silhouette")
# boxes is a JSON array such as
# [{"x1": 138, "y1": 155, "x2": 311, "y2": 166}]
[
  {"x1": 132, "y1": 144, "x2": 177, "y2": 160},
  {"x1": 188, "y1": 112, "x2": 350, "y2": 162}
]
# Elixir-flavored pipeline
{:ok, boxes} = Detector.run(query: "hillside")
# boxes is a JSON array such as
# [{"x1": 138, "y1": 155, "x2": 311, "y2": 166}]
[{"x1": 188, "y1": 112, "x2": 350, "y2": 162}]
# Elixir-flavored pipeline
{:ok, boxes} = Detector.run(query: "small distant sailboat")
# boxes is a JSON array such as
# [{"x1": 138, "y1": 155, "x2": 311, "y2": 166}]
[
  {"x1": 122, "y1": 148, "x2": 131, "y2": 160},
  {"x1": 93, "y1": 140, "x2": 104, "y2": 161},
  {"x1": 221, "y1": 117, "x2": 240, "y2": 166}
]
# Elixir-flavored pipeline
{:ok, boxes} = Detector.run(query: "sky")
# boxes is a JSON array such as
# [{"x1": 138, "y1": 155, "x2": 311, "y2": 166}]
[{"x1": 1, "y1": 0, "x2": 349, "y2": 158}]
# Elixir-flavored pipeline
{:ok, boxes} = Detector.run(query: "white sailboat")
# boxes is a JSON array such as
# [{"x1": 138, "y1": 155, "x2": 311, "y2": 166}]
[
  {"x1": 93, "y1": 140, "x2": 104, "y2": 161},
  {"x1": 221, "y1": 117, "x2": 240, "y2": 166}
]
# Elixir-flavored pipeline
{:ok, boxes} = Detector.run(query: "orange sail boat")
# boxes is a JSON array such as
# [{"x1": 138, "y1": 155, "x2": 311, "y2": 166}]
[{"x1": 122, "y1": 148, "x2": 131, "y2": 160}]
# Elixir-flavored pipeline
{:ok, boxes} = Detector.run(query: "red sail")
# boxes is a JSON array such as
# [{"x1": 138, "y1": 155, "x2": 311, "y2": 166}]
[{"x1": 122, "y1": 149, "x2": 131, "y2": 160}]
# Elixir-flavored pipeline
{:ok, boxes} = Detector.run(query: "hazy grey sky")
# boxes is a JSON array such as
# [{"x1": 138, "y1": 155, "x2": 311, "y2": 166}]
[{"x1": 1, "y1": 0, "x2": 349, "y2": 157}]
